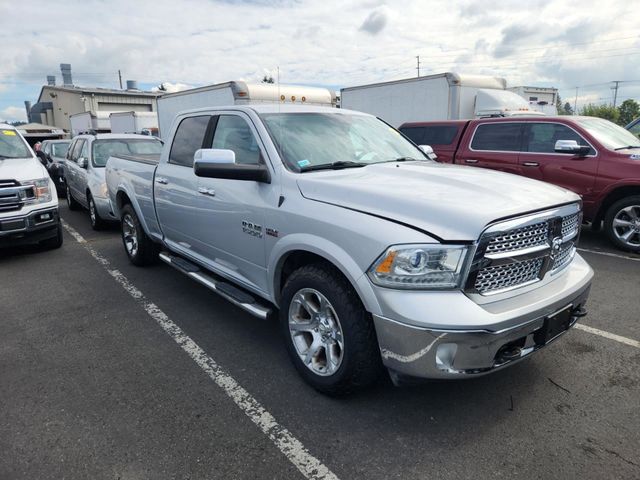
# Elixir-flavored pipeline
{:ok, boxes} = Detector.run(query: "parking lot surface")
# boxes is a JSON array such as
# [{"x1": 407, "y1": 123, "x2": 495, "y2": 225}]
[{"x1": 1, "y1": 205, "x2": 639, "y2": 479}]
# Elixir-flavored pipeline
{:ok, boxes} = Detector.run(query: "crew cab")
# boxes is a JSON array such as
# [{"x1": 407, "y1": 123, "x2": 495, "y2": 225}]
[
  {"x1": 64, "y1": 133, "x2": 163, "y2": 229},
  {"x1": 106, "y1": 105, "x2": 593, "y2": 395},
  {"x1": 0, "y1": 124, "x2": 62, "y2": 249},
  {"x1": 400, "y1": 116, "x2": 640, "y2": 252}
]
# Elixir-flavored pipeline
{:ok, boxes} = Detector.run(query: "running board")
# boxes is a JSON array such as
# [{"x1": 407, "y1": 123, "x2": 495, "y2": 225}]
[{"x1": 159, "y1": 252, "x2": 272, "y2": 320}]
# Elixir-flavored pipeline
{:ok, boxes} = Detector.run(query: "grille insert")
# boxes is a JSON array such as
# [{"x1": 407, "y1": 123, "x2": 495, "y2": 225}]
[
  {"x1": 561, "y1": 213, "x2": 580, "y2": 238},
  {"x1": 485, "y1": 221, "x2": 548, "y2": 255},
  {"x1": 552, "y1": 244, "x2": 575, "y2": 271},
  {"x1": 474, "y1": 258, "x2": 544, "y2": 294}
]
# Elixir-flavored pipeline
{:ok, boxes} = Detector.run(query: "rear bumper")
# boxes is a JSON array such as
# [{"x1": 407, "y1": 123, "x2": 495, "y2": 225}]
[
  {"x1": 0, "y1": 207, "x2": 60, "y2": 247},
  {"x1": 372, "y1": 255, "x2": 593, "y2": 380}
]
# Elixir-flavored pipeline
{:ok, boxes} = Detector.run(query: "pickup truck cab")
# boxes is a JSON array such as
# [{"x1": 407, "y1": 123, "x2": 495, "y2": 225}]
[
  {"x1": 0, "y1": 124, "x2": 62, "y2": 249},
  {"x1": 64, "y1": 133, "x2": 163, "y2": 229},
  {"x1": 400, "y1": 116, "x2": 640, "y2": 252},
  {"x1": 106, "y1": 105, "x2": 593, "y2": 395}
]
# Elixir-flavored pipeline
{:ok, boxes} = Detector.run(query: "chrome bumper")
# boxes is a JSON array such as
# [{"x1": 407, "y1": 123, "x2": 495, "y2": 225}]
[{"x1": 372, "y1": 257, "x2": 593, "y2": 380}]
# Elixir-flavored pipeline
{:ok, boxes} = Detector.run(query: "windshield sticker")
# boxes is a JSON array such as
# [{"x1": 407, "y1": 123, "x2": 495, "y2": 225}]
[
  {"x1": 631, "y1": 154, "x2": 640, "y2": 160},
  {"x1": 297, "y1": 159, "x2": 311, "y2": 168},
  {"x1": 2, "y1": 130, "x2": 16, "y2": 136}
]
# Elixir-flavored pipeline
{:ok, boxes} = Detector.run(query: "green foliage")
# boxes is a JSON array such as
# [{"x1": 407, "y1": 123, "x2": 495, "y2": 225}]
[
  {"x1": 580, "y1": 104, "x2": 620, "y2": 124},
  {"x1": 563, "y1": 102, "x2": 574, "y2": 115},
  {"x1": 617, "y1": 99, "x2": 640, "y2": 127}
]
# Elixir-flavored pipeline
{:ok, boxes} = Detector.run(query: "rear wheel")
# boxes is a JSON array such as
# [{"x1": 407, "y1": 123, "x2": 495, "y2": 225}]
[
  {"x1": 280, "y1": 263, "x2": 381, "y2": 396},
  {"x1": 88, "y1": 194, "x2": 107, "y2": 231},
  {"x1": 604, "y1": 196, "x2": 640, "y2": 252},
  {"x1": 66, "y1": 184, "x2": 81, "y2": 211},
  {"x1": 121, "y1": 204, "x2": 158, "y2": 266}
]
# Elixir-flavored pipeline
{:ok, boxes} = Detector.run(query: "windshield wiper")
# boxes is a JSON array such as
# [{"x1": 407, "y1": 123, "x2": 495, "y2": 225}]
[
  {"x1": 300, "y1": 161, "x2": 367, "y2": 172},
  {"x1": 383, "y1": 157, "x2": 421, "y2": 163},
  {"x1": 614, "y1": 145, "x2": 640, "y2": 151}
]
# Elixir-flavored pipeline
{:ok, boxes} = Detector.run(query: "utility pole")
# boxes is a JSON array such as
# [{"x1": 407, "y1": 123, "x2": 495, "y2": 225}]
[
  {"x1": 416, "y1": 56, "x2": 420, "y2": 77},
  {"x1": 612, "y1": 80, "x2": 621, "y2": 107},
  {"x1": 118, "y1": 70, "x2": 123, "y2": 90},
  {"x1": 574, "y1": 87, "x2": 578, "y2": 114}
]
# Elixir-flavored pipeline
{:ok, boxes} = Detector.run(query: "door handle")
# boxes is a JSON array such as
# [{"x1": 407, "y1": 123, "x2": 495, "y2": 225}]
[
  {"x1": 155, "y1": 177, "x2": 168, "y2": 184},
  {"x1": 523, "y1": 162, "x2": 540, "y2": 167},
  {"x1": 198, "y1": 187, "x2": 216, "y2": 197},
  {"x1": 464, "y1": 159, "x2": 479, "y2": 164}
]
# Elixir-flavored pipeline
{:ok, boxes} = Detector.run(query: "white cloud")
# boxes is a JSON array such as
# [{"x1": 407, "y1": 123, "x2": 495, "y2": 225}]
[{"x1": 1, "y1": 106, "x2": 27, "y2": 123}]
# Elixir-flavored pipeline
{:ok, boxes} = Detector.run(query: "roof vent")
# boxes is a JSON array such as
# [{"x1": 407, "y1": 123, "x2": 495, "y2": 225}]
[
  {"x1": 46, "y1": 75, "x2": 56, "y2": 86},
  {"x1": 126, "y1": 80, "x2": 138, "y2": 91},
  {"x1": 60, "y1": 63, "x2": 72, "y2": 86}
]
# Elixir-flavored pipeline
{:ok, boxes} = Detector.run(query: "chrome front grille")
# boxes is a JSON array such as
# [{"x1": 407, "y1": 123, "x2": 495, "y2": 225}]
[
  {"x1": 0, "y1": 180, "x2": 32, "y2": 213},
  {"x1": 468, "y1": 204, "x2": 581, "y2": 296}
]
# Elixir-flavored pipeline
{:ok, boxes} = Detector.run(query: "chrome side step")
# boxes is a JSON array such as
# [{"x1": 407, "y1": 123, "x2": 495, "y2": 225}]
[{"x1": 159, "y1": 252, "x2": 272, "y2": 320}]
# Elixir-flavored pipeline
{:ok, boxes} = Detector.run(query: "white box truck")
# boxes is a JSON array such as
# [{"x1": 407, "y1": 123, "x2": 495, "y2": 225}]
[
  {"x1": 340, "y1": 72, "x2": 543, "y2": 127},
  {"x1": 156, "y1": 81, "x2": 336, "y2": 138},
  {"x1": 110, "y1": 111, "x2": 159, "y2": 136},
  {"x1": 69, "y1": 111, "x2": 111, "y2": 136}
]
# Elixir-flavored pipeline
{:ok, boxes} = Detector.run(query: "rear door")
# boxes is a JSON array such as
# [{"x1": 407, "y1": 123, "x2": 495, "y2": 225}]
[
  {"x1": 76, "y1": 139, "x2": 90, "y2": 206},
  {"x1": 65, "y1": 138, "x2": 85, "y2": 200},
  {"x1": 154, "y1": 114, "x2": 212, "y2": 253},
  {"x1": 458, "y1": 122, "x2": 524, "y2": 175},
  {"x1": 518, "y1": 121, "x2": 598, "y2": 198}
]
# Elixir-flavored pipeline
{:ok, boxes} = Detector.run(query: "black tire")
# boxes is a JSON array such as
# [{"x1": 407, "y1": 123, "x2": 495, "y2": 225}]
[
  {"x1": 603, "y1": 195, "x2": 640, "y2": 253},
  {"x1": 66, "y1": 184, "x2": 81, "y2": 211},
  {"x1": 87, "y1": 193, "x2": 107, "y2": 231},
  {"x1": 40, "y1": 224, "x2": 63, "y2": 250},
  {"x1": 120, "y1": 204, "x2": 158, "y2": 266},
  {"x1": 280, "y1": 263, "x2": 381, "y2": 396}
]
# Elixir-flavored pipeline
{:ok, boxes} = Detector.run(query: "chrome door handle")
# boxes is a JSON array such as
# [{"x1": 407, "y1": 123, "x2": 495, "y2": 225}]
[
  {"x1": 464, "y1": 159, "x2": 479, "y2": 164},
  {"x1": 523, "y1": 162, "x2": 539, "y2": 167},
  {"x1": 155, "y1": 177, "x2": 168, "y2": 184},
  {"x1": 198, "y1": 187, "x2": 216, "y2": 196}
]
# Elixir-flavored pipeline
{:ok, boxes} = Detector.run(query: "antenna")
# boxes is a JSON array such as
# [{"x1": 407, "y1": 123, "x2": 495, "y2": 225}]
[{"x1": 416, "y1": 56, "x2": 421, "y2": 77}]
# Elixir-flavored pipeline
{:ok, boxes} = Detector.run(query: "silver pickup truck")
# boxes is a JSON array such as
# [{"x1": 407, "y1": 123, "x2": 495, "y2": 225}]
[{"x1": 105, "y1": 105, "x2": 594, "y2": 395}]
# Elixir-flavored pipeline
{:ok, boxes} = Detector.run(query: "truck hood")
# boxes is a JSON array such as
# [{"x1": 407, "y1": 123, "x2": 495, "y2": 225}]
[
  {"x1": 0, "y1": 156, "x2": 46, "y2": 181},
  {"x1": 297, "y1": 161, "x2": 579, "y2": 240}
]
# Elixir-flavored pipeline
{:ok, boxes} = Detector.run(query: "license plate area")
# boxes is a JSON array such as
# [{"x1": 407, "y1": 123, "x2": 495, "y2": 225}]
[{"x1": 534, "y1": 305, "x2": 574, "y2": 345}]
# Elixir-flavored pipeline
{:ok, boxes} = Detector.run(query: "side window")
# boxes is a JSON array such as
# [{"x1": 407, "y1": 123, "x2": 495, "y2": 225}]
[
  {"x1": 471, "y1": 123, "x2": 522, "y2": 152},
  {"x1": 169, "y1": 115, "x2": 211, "y2": 167},
  {"x1": 211, "y1": 115, "x2": 261, "y2": 165},
  {"x1": 627, "y1": 121, "x2": 640, "y2": 139},
  {"x1": 80, "y1": 140, "x2": 89, "y2": 160},
  {"x1": 66, "y1": 140, "x2": 76, "y2": 160},
  {"x1": 421, "y1": 125, "x2": 459, "y2": 146},
  {"x1": 70, "y1": 139, "x2": 85, "y2": 162},
  {"x1": 525, "y1": 123, "x2": 594, "y2": 155},
  {"x1": 400, "y1": 127, "x2": 425, "y2": 145}
]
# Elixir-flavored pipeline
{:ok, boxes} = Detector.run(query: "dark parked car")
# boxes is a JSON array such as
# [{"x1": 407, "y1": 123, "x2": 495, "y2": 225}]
[
  {"x1": 39, "y1": 139, "x2": 71, "y2": 195},
  {"x1": 400, "y1": 116, "x2": 640, "y2": 252}
]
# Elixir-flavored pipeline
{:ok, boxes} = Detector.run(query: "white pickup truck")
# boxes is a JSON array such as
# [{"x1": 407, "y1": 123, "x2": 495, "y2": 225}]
[
  {"x1": 105, "y1": 105, "x2": 593, "y2": 395},
  {"x1": 0, "y1": 124, "x2": 62, "y2": 249}
]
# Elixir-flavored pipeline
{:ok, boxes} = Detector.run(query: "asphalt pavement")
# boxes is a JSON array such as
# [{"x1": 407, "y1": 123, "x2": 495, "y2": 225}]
[{"x1": 1, "y1": 204, "x2": 638, "y2": 479}]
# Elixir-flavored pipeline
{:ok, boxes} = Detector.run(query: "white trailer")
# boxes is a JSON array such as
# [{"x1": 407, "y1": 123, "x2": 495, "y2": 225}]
[
  {"x1": 69, "y1": 111, "x2": 111, "y2": 136},
  {"x1": 157, "y1": 81, "x2": 336, "y2": 138},
  {"x1": 340, "y1": 72, "x2": 542, "y2": 127},
  {"x1": 110, "y1": 111, "x2": 159, "y2": 135}
]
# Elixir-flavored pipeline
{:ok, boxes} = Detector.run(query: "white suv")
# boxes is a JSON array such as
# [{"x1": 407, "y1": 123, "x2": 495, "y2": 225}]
[{"x1": 0, "y1": 124, "x2": 62, "y2": 249}]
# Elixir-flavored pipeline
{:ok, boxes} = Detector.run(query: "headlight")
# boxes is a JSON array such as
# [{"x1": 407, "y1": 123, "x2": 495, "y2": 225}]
[
  {"x1": 368, "y1": 244, "x2": 469, "y2": 289},
  {"x1": 22, "y1": 178, "x2": 52, "y2": 204}
]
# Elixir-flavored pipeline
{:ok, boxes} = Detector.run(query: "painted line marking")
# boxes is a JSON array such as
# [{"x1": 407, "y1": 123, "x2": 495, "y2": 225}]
[
  {"x1": 575, "y1": 323, "x2": 640, "y2": 349},
  {"x1": 61, "y1": 220, "x2": 339, "y2": 480},
  {"x1": 577, "y1": 248, "x2": 640, "y2": 262}
]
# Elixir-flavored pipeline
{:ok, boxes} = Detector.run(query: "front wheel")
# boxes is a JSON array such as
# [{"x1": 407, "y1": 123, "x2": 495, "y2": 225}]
[
  {"x1": 280, "y1": 263, "x2": 381, "y2": 396},
  {"x1": 120, "y1": 204, "x2": 158, "y2": 266},
  {"x1": 604, "y1": 196, "x2": 640, "y2": 252},
  {"x1": 88, "y1": 194, "x2": 107, "y2": 231}
]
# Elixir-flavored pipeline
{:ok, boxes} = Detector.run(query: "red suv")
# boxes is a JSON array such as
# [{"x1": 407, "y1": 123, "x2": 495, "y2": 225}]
[{"x1": 400, "y1": 116, "x2": 640, "y2": 252}]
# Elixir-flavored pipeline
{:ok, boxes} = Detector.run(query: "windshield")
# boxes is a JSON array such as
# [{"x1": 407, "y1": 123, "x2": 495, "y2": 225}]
[
  {"x1": 52, "y1": 142, "x2": 70, "y2": 158},
  {"x1": 576, "y1": 117, "x2": 640, "y2": 150},
  {"x1": 260, "y1": 113, "x2": 427, "y2": 171},
  {"x1": 92, "y1": 138, "x2": 163, "y2": 167},
  {"x1": 0, "y1": 128, "x2": 31, "y2": 159}
]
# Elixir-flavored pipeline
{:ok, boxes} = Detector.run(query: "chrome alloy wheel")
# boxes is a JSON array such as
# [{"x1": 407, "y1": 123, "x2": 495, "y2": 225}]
[
  {"x1": 612, "y1": 205, "x2": 640, "y2": 248},
  {"x1": 89, "y1": 198, "x2": 97, "y2": 225},
  {"x1": 288, "y1": 288, "x2": 345, "y2": 376},
  {"x1": 122, "y1": 213, "x2": 139, "y2": 257},
  {"x1": 66, "y1": 185, "x2": 72, "y2": 207}
]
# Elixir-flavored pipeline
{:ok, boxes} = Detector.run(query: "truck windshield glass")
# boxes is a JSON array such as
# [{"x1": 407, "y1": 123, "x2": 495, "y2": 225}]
[
  {"x1": 51, "y1": 142, "x2": 70, "y2": 157},
  {"x1": 0, "y1": 129, "x2": 31, "y2": 159},
  {"x1": 92, "y1": 138, "x2": 163, "y2": 167},
  {"x1": 260, "y1": 113, "x2": 427, "y2": 172},
  {"x1": 576, "y1": 118, "x2": 640, "y2": 150}
]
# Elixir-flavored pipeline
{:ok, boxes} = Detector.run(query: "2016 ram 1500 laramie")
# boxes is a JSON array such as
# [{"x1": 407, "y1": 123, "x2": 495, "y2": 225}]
[{"x1": 105, "y1": 105, "x2": 593, "y2": 395}]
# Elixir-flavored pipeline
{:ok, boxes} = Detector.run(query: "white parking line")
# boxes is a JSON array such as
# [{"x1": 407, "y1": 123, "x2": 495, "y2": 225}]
[
  {"x1": 61, "y1": 220, "x2": 339, "y2": 480},
  {"x1": 577, "y1": 248, "x2": 640, "y2": 262},
  {"x1": 575, "y1": 324, "x2": 640, "y2": 349}
]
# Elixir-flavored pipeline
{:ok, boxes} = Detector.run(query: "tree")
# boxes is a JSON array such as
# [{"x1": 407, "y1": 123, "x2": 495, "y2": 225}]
[
  {"x1": 617, "y1": 99, "x2": 640, "y2": 127},
  {"x1": 262, "y1": 75, "x2": 274, "y2": 84},
  {"x1": 556, "y1": 94, "x2": 568, "y2": 115},
  {"x1": 563, "y1": 102, "x2": 574, "y2": 115},
  {"x1": 580, "y1": 104, "x2": 620, "y2": 124}
]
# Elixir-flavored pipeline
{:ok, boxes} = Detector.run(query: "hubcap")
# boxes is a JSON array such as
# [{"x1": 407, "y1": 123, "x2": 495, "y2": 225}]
[
  {"x1": 288, "y1": 288, "x2": 344, "y2": 377},
  {"x1": 612, "y1": 205, "x2": 640, "y2": 247},
  {"x1": 89, "y1": 199, "x2": 96, "y2": 225},
  {"x1": 66, "y1": 186, "x2": 71, "y2": 206},
  {"x1": 122, "y1": 214, "x2": 138, "y2": 257}
]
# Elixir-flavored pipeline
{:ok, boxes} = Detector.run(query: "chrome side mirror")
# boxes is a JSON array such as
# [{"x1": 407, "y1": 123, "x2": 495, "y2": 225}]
[
  {"x1": 419, "y1": 144, "x2": 438, "y2": 161},
  {"x1": 77, "y1": 157, "x2": 88, "y2": 168}
]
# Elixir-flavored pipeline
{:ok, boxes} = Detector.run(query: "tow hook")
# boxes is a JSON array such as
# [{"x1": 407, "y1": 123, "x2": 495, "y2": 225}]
[{"x1": 571, "y1": 305, "x2": 588, "y2": 318}]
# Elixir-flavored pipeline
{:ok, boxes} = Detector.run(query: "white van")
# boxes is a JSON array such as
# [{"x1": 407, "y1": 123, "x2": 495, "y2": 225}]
[{"x1": 0, "y1": 124, "x2": 62, "y2": 249}]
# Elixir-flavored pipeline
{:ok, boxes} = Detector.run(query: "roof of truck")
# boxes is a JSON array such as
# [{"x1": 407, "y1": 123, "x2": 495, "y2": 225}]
[{"x1": 175, "y1": 104, "x2": 364, "y2": 117}]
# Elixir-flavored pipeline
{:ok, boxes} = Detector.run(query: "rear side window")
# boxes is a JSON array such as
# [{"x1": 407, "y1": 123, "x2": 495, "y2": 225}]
[
  {"x1": 524, "y1": 123, "x2": 594, "y2": 155},
  {"x1": 401, "y1": 125, "x2": 459, "y2": 146},
  {"x1": 169, "y1": 115, "x2": 211, "y2": 167},
  {"x1": 471, "y1": 123, "x2": 522, "y2": 152}
]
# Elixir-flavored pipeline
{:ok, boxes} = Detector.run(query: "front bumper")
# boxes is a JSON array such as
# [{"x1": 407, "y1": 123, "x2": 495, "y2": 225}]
[
  {"x1": 0, "y1": 207, "x2": 60, "y2": 247},
  {"x1": 372, "y1": 254, "x2": 593, "y2": 380}
]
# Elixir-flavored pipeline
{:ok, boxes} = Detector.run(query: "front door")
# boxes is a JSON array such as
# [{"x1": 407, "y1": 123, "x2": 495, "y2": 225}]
[{"x1": 65, "y1": 139, "x2": 85, "y2": 201}]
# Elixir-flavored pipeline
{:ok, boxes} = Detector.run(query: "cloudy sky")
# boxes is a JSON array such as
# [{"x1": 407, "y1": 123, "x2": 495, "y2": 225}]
[{"x1": 1, "y1": 0, "x2": 639, "y2": 122}]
